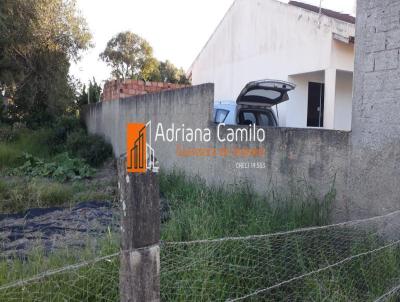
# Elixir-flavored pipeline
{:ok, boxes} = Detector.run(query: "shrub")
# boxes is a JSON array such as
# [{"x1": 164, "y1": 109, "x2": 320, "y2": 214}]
[
  {"x1": 66, "y1": 130, "x2": 113, "y2": 167},
  {"x1": 43, "y1": 116, "x2": 83, "y2": 154},
  {"x1": 12, "y1": 153, "x2": 94, "y2": 181},
  {"x1": 0, "y1": 145, "x2": 23, "y2": 169},
  {"x1": 0, "y1": 125, "x2": 19, "y2": 143}
]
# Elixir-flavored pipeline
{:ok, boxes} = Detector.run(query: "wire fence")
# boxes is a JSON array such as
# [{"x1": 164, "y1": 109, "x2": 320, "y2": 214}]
[{"x1": 1, "y1": 211, "x2": 400, "y2": 301}]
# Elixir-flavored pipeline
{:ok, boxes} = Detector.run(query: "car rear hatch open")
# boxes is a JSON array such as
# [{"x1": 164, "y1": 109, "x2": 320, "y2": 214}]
[{"x1": 236, "y1": 80, "x2": 296, "y2": 107}]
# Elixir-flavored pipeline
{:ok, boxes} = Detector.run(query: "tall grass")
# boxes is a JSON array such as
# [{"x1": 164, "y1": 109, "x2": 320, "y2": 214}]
[
  {"x1": 0, "y1": 233, "x2": 119, "y2": 301},
  {"x1": 0, "y1": 177, "x2": 116, "y2": 213},
  {"x1": 160, "y1": 170, "x2": 335, "y2": 241},
  {"x1": 0, "y1": 171, "x2": 399, "y2": 301},
  {"x1": 0, "y1": 128, "x2": 53, "y2": 170}
]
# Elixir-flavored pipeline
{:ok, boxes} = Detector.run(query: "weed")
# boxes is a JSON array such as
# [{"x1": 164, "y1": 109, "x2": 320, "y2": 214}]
[
  {"x1": 0, "y1": 177, "x2": 115, "y2": 214},
  {"x1": 159, "y1": 170, "x2": 334, "y2": 241},
  {"x1": 0, "y1": 172, "x2": 397, "y2": 301},
  {"x1": 11, "y1": 153, "x2": 94, "y2": 181}
]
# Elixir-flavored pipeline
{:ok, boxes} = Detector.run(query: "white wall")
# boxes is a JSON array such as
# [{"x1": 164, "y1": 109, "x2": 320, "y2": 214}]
[
  {"x1": 287, "y1": 71, "x2": 325, "y2": 128},
  {"x1": 334, "y1": 70, "x2": 353, "y2": 130},
  {"x1": 190, "y1": 0, "x2": 355, "y2": 129}
]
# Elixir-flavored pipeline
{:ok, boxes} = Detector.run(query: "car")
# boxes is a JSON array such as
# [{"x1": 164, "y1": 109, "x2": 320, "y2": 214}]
[{"x1": 213, "y1": 80, "x2": 296, "y2": 127}]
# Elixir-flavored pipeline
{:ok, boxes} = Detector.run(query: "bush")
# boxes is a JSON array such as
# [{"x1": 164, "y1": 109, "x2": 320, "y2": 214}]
[
  {"x1": 66, "y1": 130, "x2": 113, "y2": 167},
  {"x1": 12, "y1": 153, "x2": 94, "y2": 181},
  {"x1": 43, "y1": 116, "x2": 83, "y2": 154},
  {"x1": 0, "y1": 125, "x2": 19, "y2": 143},
  {"x1": 0, "y1": 145, "x2": 23, "y2": 169}
]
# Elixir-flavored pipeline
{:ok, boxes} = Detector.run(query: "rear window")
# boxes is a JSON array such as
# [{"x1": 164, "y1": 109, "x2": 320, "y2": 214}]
[
  {"x1": 245, "y1": 89, "x2": 281, "y2": 101},
  {"x1": 214, "y1": 109, "x2": 229, "y2": 123},
  {"x1": 242, "y1": 112, "x2": 257, "y2": 125},
  {"x1": 258, "y1": 112, "x2": 276, "y2": 127},
  {"x1": 238, "y1": 110, "x2": 276, "y2": 127}
]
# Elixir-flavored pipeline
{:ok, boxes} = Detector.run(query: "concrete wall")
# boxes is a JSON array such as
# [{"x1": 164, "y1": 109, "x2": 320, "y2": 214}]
[
  {"x1": 189, "y1": 0, "x2": 355, "y2": 130},
  {"x1": 86, "y1": 84, "x2": 350, "y2": 219},
  {"x1": 348, "y1": 0, "x2": 400, "y2": 218},
  {"x1": 86, "y1": 85, "x2": 213, "y2": 157},
  {"x1": 85, "y1": 0, "x2": 400, "y2": 221}
]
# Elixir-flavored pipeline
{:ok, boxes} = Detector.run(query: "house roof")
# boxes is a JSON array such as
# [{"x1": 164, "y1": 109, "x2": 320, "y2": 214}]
[{"x1": 288, "y1": 1, "x2": 356, "y2": 24}]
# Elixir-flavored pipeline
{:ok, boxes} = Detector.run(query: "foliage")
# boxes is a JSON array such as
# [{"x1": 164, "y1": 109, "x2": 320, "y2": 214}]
[
  {"x1": 157, "y1": 60, "x2": 191, "y2": 84},
  {"x1": 66, "y1": 130, "x2": 113, "y2": 167},
  {"x1": 0, "y1": 145, "x2": 23, "y2": 170},
  {"x1": 0, "y1": 0, "x2": 92, "y2": 127},
  {"x1": 100, "y1": 31, "x2": 191, "y2": 84},
  {"x1": 0, "y1": 119, "x2": 113, "y2": 171},
  {"x1": 42, "y1": 116, "x2": 83, "y2": 154},
  {"x1": 12, "y1": 153, "x2": 94, "y2": 181},
  {"x1": 0, "y1": 125, "x2": 19, "y2": 143},
  {"x1": 0, "y1": 125, "x2": 55, "y2": 170},
  {"x1": 75, "y1": 77, "x2": 102, "y2": 110},
  {"x1": 100, "y1": 31, "x2": 156, "y2": 80}
]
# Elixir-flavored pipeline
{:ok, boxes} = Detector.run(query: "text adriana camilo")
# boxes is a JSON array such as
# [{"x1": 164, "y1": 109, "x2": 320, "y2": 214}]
[{"x1": 155, "y1": 123, "x2": 266, "y2": 143}]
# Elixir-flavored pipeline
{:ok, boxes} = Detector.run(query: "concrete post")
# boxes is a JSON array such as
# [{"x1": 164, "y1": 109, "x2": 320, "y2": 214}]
[
  {"x1": 324, "y1": 68, "x2": 337, "y2": 129},
  {"x1": 117, "y1": 156, "x2": 160, "y2": 302},
  {"x1": 346, "y1": 0, "x2": 400, "y2": 218}
]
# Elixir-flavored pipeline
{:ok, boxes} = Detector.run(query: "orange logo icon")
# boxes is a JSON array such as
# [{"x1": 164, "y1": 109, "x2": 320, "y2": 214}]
[{"x1": 127, "y1": 123, "x2": 147, "y2": 173}]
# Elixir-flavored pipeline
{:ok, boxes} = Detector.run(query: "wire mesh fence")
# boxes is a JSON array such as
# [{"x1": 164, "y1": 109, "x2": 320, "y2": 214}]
[
  {"x1": 161, "y1": 210, "x2": 400, "y2": 301},
  {"x1": 1, "y1": 211, "x2": 400, "y2": 301}
]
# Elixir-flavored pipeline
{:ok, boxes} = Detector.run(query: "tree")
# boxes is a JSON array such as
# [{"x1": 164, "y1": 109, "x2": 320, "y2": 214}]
[
  {"x1": 158, "y1": 60, "x2": 190, "y2": 84},
  {"x1": 100, "y1": 31, "x2": 191, "y2": 84},
  {"x1": 0, "y1": 0, "x2": 92, "y2": 127},
  {"x1": 100, "y1": 32, "x2": 157, "y2": 80},
  {"x1": 76, "y1": 78, "x2": 102, "y2": 111}
]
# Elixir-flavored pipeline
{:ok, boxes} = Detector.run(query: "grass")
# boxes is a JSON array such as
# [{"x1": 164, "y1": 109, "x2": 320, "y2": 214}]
[
  {"x1": 160, "y1": 170, "x2": 335, "y2": 242},
  {"x1": 0, "y1": 128, "x2": 53, "y2": 170},
  {"x1": 0, "y1": 177, "x2": 116, "y2": 213},
  {"x1": 159, "y1": 171, "x2": 400, "y2": 301},
  {"x1": 0, "y1": 233, "x2": 120, "y2": 301},
  {"x1": 0, "y1": 125, "x2": 116, "y2": 213},
  {"x1": 0, "y1": 171, "x2": 399, "y2": 301}
]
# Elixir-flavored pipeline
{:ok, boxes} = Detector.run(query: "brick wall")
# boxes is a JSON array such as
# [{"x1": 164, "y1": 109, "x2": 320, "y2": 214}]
[{"x1": 101, "y1": 79, "x2": 190, "y2": 101}]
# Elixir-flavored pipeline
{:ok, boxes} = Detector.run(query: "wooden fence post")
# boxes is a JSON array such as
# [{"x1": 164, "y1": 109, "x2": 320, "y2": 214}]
[{"x1": 117, "y1": 156, "x2": 160, "y2": 302}]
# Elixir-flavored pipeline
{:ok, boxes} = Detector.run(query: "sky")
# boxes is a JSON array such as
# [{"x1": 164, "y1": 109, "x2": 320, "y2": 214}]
[{"x1": 70, "y1": 0, "x2": 356, "y2": 85}]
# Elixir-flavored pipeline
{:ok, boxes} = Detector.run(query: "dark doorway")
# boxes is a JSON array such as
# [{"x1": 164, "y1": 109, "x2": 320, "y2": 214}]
[{"x1": 307, "y1": 82, "x2": 325, "y2": 127}]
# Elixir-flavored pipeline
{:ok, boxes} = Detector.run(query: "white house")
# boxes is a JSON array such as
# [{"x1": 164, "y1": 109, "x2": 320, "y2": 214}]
[{"x1": 188, "y1": 0, "x2": 355, "y2": 130}]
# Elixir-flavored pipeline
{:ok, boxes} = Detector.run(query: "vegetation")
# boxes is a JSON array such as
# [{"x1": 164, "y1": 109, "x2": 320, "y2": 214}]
[
  {"x1": 0, "y1": 234, "x2": 119, "y2": 301},
  {"x1": 0, "y1": 171, "x2": 398, "y2": 301},
  {"x1": 0, "y1": 0, "x2": 92, "y2": 127},
  {"x1": 11, "y1": 153, "x2": 94, "y2": 181},
  {"x1": 0, "y1": 120, "x2": 114, "y2": 213},
  {"x1": 160, "y1": 170, "x2": 335, "y2": 241},
  {"x1": 100, "y1": 31, "x2": 190, "y2": 84},
  {"x1": 75, "y1": 78, "x2": 102, "y2": 110},
  {"x1": 0, "y1": 118, "x2": 112, "y2": 170},
  {"x1": 159, "y1": 172, "x2": 400, "y2": 301},
  {"x1": 0, "y1": 176, "x2": 115, "y2": 214}
]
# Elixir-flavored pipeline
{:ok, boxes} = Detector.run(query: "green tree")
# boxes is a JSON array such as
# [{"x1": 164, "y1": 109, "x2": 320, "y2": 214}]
[
  {"x1": 76, "y1": 78, "x2": 102, "y2": 111},
  {"x1": 100, "y1": 31, "x2": 158, "y2": 81},
  {"x1": 100, "y1": 31, "x2": 191, "y2": 84},
  {"x1": 158, "y1": 60, "x2": 191, "y2": 84},
  {"x1": 0, "y1": 0, "x2": 92, "y2": 127}
]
